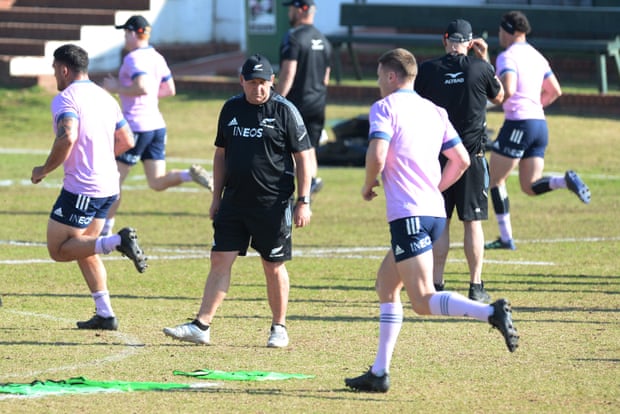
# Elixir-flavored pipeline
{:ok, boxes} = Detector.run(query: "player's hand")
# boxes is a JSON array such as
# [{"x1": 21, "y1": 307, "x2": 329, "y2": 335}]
[
  {"x1": 361, "y1": 179, "x2": 380, "y2": 201},
  {"x1": 471, "y1": 38, "x2": 489, "y2": 60},
  {"x1": 102, "y1": 74, "x2": 119, "y2": 93},
  {"x1": 31, "y1": 166, "x2": 46, "y2": 184},
  {"x1": 294, "y1": 203, "x2": 311, "y2": 228}
]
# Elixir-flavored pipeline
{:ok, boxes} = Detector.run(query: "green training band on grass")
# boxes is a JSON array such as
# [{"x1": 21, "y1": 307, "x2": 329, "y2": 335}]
[
  {"x1": 0, "y1": 377, "x2": 192, "y2": 396},
  {"x1": 173, "y1": 369, "x2": 315, "y2": 381}
]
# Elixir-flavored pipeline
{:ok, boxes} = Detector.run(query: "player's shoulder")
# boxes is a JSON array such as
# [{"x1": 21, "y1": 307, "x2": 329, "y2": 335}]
[
  {"x1": 221, "y1": 93, "x2": 245, "y2": 110},
  {"x1": 271, "y1": 92, "x2": 304, "y2": 123},
  {"x1": 271, "y1": 91, "x2": 294, "y2": 108}
]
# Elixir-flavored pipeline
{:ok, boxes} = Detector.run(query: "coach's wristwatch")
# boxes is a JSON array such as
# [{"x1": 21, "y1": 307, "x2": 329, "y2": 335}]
[{"x1": 296, "y1": 196, "x2": 310, "y2": 205}]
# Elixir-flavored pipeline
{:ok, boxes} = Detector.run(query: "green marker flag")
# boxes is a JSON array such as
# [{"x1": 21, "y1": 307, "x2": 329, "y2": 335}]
[
  {"x1": 0, "y1": 377, "x2": 194, "y2": 396},
  {"x1": 173, "y1": 369, "x2": 315, "y2": 381}
]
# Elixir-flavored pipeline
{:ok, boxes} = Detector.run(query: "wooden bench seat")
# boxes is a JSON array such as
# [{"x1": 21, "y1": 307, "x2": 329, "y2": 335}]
[{"x1": 327, "y1": 3, "x2": 620, "y2": 93}]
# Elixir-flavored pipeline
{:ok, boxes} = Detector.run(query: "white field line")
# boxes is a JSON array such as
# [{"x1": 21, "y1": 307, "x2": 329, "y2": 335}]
[
  {"x1": 2, "y1": 237, "x2": 619, "y2": 266},
  {"x1": 0, "y1": 148, "x2": 620, "y2": 192},
  {"x1": 0, "y1": 148, "x2": 213, "y2": 165}
]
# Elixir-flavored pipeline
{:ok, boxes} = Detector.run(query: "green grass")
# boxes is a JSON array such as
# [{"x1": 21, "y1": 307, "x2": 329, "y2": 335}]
[{"x1": 0, "y1": 87, "x2": 618, "y2": 413}]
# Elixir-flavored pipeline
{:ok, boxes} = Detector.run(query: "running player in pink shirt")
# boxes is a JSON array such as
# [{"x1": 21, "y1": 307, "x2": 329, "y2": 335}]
[
  {"x1": 101, "y1": 15, "x2": 213, "y2": 236},
  {"x1": 485, "y1": 11, "x2": 591, "y2": 250},
  {"x1": 344, "y1": 48, "x2": 519, "y2": 393},
  {"x1": 31, "y1": 44, "x2": 147, "y2": 330}
]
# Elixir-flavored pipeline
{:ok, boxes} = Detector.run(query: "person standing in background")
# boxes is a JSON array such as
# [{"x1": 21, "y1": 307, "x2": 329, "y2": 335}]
[
  {"x1": 102, "y1": 15, "x2": 213, "y2": 236},
  {"x1": 415, "y1": 19, "x2": 504, "y2": 302},
  {"x1": 277, "y1": 0, "x2": 331, "y2": 196},
  {"x1": 485, "y1": 10, "x2": 590, "y2": 250}
]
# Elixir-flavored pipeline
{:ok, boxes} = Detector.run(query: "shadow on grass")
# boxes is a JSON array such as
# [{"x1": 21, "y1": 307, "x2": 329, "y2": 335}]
[
  {"x1": 0, "y1": 339, "x2": 145, "y2": 347},
  {"x1": 166, "y1": 385, "x2": 404, "y2": 401}
]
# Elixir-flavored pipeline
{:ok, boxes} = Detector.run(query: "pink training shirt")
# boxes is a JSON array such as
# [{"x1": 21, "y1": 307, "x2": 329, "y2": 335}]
[
  {"x1": 369, "y1": 89, "x2": 461, "y2": 222},
  {"x1": 51, "y1": 80, "x2": 127, "y2": 197},
  {"x1": 496, "y1": 42, "x2": 553, "y2": 120},
  {"x1": 118, "y1": 46, "x2": 172, "y2": 132}
]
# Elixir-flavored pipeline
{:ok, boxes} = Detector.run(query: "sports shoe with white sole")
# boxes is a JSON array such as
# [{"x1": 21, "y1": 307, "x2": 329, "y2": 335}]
[
  {"x1": 190, "y1": 164, "x2": 214, "y2": 192},
  {"x1": 345, "y1": 368, "x2": 390, "y2": 393},
  {"x1": 267, "y1": 324, "x2": 289, "y2": 348},
  {"x1": 565, "y1": 170, "x2": 590, "y2": 204},
  {"x1": 488, "y1": 299, "x2": 519, "y2": 352},
  {"x1": 163, "y1": 321, "x2": 210, "y2": 345},
  {"x1": 116, "y1": 227, "x2": 147, "y2": 273}
]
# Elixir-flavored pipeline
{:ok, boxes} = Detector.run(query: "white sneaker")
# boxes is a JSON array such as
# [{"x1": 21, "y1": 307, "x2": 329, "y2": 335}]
[
  {"x1": 267, "y1": 324, "x2": 289, "y2": 348},
  {"x1": 189, "y1": 164, "x2": 214, "y2": 192},
  {"x1": 163, "y1": 322, "x2": 210, "y2": 345}
]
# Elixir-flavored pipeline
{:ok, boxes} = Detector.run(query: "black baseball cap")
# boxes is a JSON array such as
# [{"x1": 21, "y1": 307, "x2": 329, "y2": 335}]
[
  {"x1": 445, "y1": 19, "x2": 473, "y2": 43},
  {"x1": 115, "y1": 15, "x2": 150, "y2": 33},
  {"x1": 241, "y1": 54, "x2": 274, "y2": 81},
  {"x1": 282, "y1": 0, "x2": 315, "y2": 7}
]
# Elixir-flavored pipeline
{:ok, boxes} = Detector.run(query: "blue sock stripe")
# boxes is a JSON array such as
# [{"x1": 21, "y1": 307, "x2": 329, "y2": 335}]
[
  {"x1": 440, "y1": 294, "x2": 451, "y2": 315},
  {"x1": 379, "y1": 313, "x2": 403, "y2": 323}
]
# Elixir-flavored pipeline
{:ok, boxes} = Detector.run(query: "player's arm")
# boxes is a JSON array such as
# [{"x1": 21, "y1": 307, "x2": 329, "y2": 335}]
[
  {"x1": 209, "y1": 146, "x2": 226, "y2": 221},
  {"x1": 275, "y1": 59, "x2": 297, "y2": 97},
  {"x1": 541, "y1": 72, "x2": 562, "y2": 107},
  {"x1": 114, "y1": 122, "x2": 135, "y2": 156},
  {"x1": 362, "y1": 137, "x2": 388, "y2": 201},
  {"x1": 489, "y1": 75, "x2": 505, "y2": 106},
  {"x1": 438, "y1": 141, "x2": 470, "y2": 192},
  {"x1": 499, "y1": 70, "x2": 517, "y2": 100},
  {"x1": 211, "y1": 146, "x2": 226, "y2": 199},
  {"x1": 292, "y1": 148, "x2": 312, "y2": 228},
  {"x1": 104, "y1": 73, "x2": 148, "y2": 96},
  {"x1": 293, "y1": 148, "x2": 312, "y2": 200},
  {"x1": 31, "y1": 115, "x2": 78, "y2": 183},
  {"x1": 158, "y1": 75, "x2": 176, "y2": 98},
  {"x1": 471, "y1": 38, "x2": 490, "y2": 62}
]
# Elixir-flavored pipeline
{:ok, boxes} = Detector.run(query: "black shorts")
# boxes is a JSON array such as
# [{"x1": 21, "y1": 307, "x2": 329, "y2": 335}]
[
  {"x1": 491, "y1": 119, "x2": 548, "y2": 159},
  {"x1": 116, "y1": 128, "x2": 167, "y2": 165},
  {"x1": 302, "y1": 113, "x2": 325, "y2": 148},
  {"x1": 50, "y1": 188, "x2": 117, "y2": 229},
  {"x1": 389, "y1": 216, "x2": 445, "y2": 263},
  {"x1": 212, "y1": 200, "x2": 293, "y2": 262},
  {"x1": 443, "y1": 153, "x2": 489, "y2": 222}
]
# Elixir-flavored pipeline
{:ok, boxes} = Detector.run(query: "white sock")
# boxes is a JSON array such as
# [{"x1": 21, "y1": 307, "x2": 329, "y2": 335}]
[
  {"x1": 92, "y1": 291, "x2": 114, "y2": 318},
  {"x1": 101, "y1": 218, "x2": 115, "y2": 235},
  {"x1": 497, "y1": 213, "x2": 513, "y2": 242},
  {"x1": 549, "y1": 176, "x2": 566, "y2": 190},
  {"x1": 371, "y1": 302, "x2": 403, "y2": 376},
  {"x1": 95, "y1": 234, "x2": 121, "y2": 255},
  {"x1": 428, "y1": 291, "x2": 492, "y2": 322}
]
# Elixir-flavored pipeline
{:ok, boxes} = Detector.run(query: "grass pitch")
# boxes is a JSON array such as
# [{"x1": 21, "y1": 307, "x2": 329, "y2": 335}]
[{"x1": 0, "y1": 87, "x2": 618, "y2": 413}]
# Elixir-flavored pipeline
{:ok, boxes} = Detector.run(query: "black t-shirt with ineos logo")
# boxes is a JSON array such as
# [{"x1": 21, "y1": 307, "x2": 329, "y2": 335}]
[{"x1": 215, "y1": 90, "x2": 311, "y2": 208}]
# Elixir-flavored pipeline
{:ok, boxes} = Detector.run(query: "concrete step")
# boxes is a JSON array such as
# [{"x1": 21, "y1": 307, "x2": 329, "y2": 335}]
[
  {"x1": 0, "y1": 7, "x2": 115, "y2": 25},
  {"x1": 0, "y1": 22, "x2": 81, "y2": 40},
  {"x1": 14, "y1": 0, "x2": 150, "y2": 9},
  {"x1": 0, "y1": 38, "x2": 44, "y2": 56}
]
